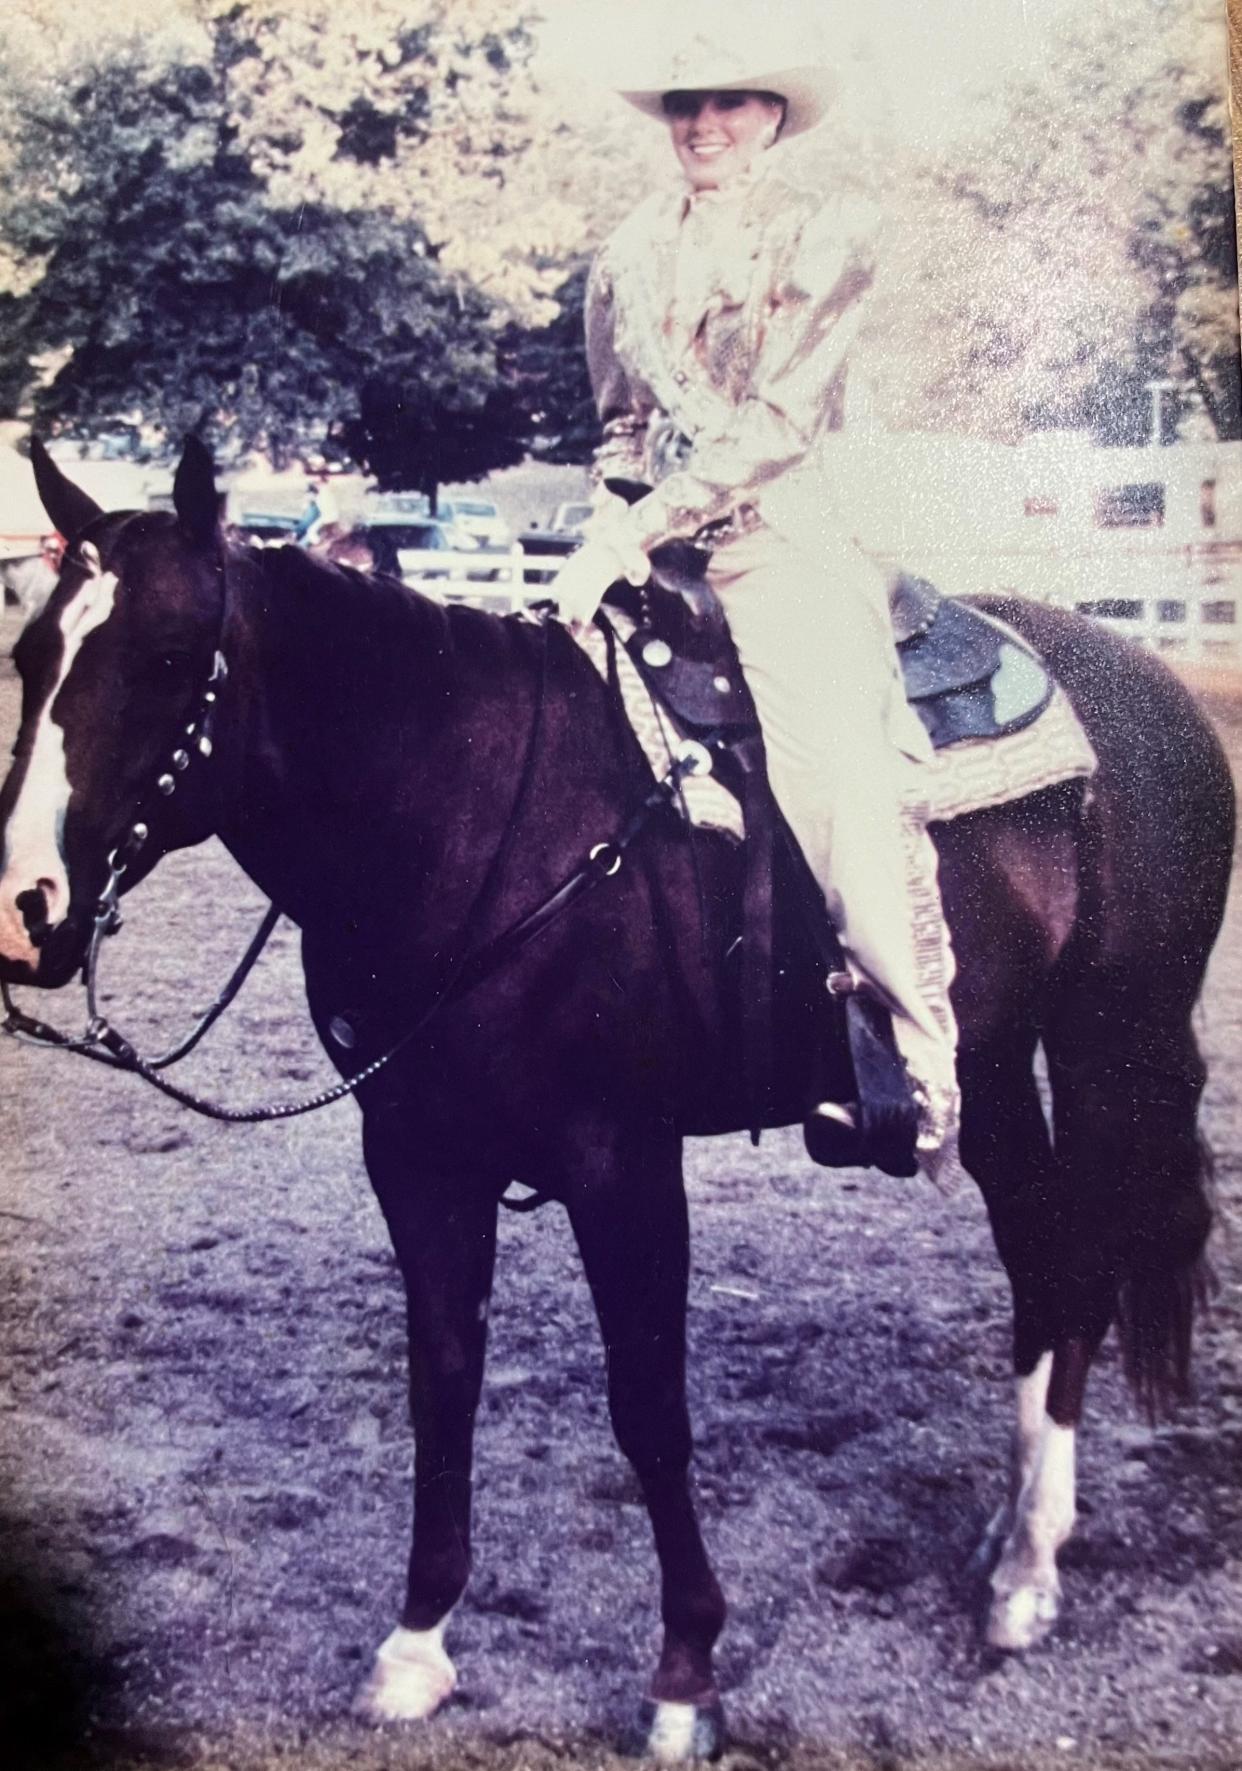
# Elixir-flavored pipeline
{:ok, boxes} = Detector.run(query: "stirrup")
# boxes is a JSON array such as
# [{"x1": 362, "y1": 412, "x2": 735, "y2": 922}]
[
  {"x1": 803, "y1": 1094, "x2": 919, "y2": 1179},
  {"x1": 804, "y1": 1100, "x2": 865, "y2": 1169}
]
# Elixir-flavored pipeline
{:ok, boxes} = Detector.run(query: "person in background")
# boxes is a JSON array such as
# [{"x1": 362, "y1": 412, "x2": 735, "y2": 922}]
[{"x1": 297, "y1": 477, "x2": 342, "y2": 548}]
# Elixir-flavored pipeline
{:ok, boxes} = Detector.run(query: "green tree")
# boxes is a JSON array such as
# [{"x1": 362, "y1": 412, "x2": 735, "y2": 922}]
[
  {"x1": 2, "y1": 0, "x2": 1236, "y2": 471},
  {"x1": 854, "y1": 1, "x2": 1241, "y2": 440},
  {"x1": 0, "y1": 1, "x2": 552, "y2": 487},
  {"x1": 504, "y1": 264, "x2": 601, "y2": 467}
]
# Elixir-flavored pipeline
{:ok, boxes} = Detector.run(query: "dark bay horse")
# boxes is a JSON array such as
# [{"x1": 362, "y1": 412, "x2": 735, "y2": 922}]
[{"x1": 0, "y1": 441, "x2": 1232, "y2": 1757}]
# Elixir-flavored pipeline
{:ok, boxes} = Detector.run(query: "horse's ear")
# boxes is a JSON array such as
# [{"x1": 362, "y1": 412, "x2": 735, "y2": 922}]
[
  {"x1": 173, "y1": 436, "x2": 220, "y2": 549},
  {"x1": 29, "y1": 437, "x2": 104, "y2": 543}
]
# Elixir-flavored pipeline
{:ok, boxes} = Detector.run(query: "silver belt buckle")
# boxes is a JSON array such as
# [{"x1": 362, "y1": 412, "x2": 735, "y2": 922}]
[{"x1": 693, "y1": 502, "x2": 760, "y2": 549}]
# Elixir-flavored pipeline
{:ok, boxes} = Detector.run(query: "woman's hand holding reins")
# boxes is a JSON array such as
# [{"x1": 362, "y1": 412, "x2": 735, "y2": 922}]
[{"x1": 551, "y1": 491, "x2": 649, "y2": 631}]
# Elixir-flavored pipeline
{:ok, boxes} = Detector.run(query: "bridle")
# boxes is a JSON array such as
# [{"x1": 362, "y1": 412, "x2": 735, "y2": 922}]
[
  {"x1": 1, "y1": 562, "x2": 711, "y2": 1123},
  {"x1": 0, "y1": 644, "x2": 282, "y2": 1081}
]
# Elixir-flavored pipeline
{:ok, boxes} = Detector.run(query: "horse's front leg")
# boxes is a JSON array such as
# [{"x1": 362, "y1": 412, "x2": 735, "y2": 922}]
[
  {"x1": 353, "y1": 1109, "x2": 498, "y2": 1724},
  {"x1": 566, "y1": 1123, "x2": 727, "y2": 1764}
]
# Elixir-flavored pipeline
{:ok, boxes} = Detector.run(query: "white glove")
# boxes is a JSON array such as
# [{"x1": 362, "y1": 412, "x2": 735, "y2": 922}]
[
  {"x1": 550, "y1": 536, "x2": 638, "y2": 629},
  {"x1": 551, "y1": 496, "x2": 649, "y2": 629}
]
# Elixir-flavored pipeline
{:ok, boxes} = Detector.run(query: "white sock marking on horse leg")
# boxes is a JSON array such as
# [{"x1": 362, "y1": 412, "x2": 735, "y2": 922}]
[
  {"x1": 1014, "y1": 1351, "x2": 1053, "y2": 1488},
  {"x1": 645, "y1": 1698, "x2": 724, "y2": 1764},
  {"x1": 0, "y1": 560, "x2": 117, "y2": 967},
  {"x1": 975, "y1": 1350, "x2": 1053, "y2": 1572},
  {"x1": 988, "y1": 1415, "x2": 1077, "y2": 1650},
  {"x1": 354, "y1": 1619, "x2": 457, "y2": 1723},
  {"x1": 647, "y1": 1701, "x2": 700, "y2": 1764}
]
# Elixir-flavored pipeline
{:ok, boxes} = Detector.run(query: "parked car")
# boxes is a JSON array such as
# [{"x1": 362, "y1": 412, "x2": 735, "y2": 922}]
[
  {"x1": 351, "y1": 517, "x2": 512, "y2": 586},
  {"x1": 439, "y1": 496, "x2": 511, "y2": 551},
  {"x1": 361, "y1": 490, "x2": 431, "y2": 520},
  {"x1": 229, "y1": 512, "x2": 303, "y2": 546},
  {"x1": 46, "y1": 427, "x2": 152, "y2": 464},
  {"x1": 547, "y1": 500, "x2": 593, "y2": 538}
]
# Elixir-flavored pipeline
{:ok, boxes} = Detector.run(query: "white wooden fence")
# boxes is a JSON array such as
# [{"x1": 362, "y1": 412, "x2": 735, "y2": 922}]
[
  {"x1": 1065, "y1": 543, "x2": 1242, "y2": 668},
  {"x1": 401, "y1": 546, "x2": 572, "y2": 616},
  {"x1": 874, "y1": 537, "x2": 1242, "y2": 671}
]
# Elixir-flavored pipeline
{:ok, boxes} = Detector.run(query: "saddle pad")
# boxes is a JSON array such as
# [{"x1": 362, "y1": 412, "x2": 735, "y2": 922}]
[{"x1": 575, "y1": 612, "x2": 1097, "y2": 839}]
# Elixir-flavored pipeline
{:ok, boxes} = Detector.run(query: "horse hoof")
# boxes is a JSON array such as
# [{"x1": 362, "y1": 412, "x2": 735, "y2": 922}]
[
  {"x1": 353, "y1": 1625, "x2": 457, "y2": 1724},
  {"x1": 637, "y1": 1695, "x2": 725, "y2": 1763},
  {"x1": 985, "y1": 1579, "x2": 1060, "y2": 1652}
]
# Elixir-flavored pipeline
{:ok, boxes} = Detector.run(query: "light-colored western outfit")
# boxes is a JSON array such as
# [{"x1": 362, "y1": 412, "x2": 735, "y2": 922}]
[{"x1": 583, "y1": 165, "x2": 959, "y2": 1140}]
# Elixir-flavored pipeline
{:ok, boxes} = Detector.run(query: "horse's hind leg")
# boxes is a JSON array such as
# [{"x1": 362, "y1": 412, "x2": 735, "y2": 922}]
[
  {"x1": 972, "y1": 987, "x2": 1213, "y2": 1653},
  {"x1": 353, "y1": 1114, "x2": 499, "y2": 1724},
  {"x1": 959, "y1": 1031, "x2": 1083, "y2": 1650},
  {"x1": 980, "y1": 1339, "x2": 1087, "y2": 1652},
  {"x1": 566, "y1": 1126, "x2": 727, "y2": 1763}
]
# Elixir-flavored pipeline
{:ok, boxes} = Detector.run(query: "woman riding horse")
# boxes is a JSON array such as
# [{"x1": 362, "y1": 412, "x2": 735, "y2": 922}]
[{"x1": 550, "y1": 32, "x2": 959, "y2": 1173}]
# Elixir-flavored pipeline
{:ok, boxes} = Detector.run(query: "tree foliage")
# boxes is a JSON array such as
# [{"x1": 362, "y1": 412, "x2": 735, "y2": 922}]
[
  {"x1": 0, "y1": 0, "x2": 1237, "y2": 477},
  {"x1": 504, "y1": 265, "x2": 601, "y2": 467},
  {"x1": 0, "y1": 0, "x2": 554, "y2": 483},
  {"x1": 855, "y1": 1, "x2": 1241, "y2": 441}
]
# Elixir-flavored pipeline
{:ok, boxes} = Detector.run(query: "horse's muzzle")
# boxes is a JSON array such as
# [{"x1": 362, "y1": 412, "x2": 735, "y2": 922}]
[
  {"x1": 0, "y1": 900, "x2": 91, "y2": 989},
  {"x1": 15, "y1": 884, "x2": 53, "y2": 947}
]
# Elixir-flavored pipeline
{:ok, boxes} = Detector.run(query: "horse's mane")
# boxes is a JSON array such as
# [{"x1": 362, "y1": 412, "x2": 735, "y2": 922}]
[
  {"x1": 254, "y1": 540, "x2": 454, "y2": 647},
  {"x1": 238, "y1": 538, "x2": 570, "y2": 705}
]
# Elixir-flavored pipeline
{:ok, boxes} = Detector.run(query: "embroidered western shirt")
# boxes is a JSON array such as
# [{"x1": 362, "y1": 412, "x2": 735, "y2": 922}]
[{"x1": 585, "y1": 167, "x2": 881, "y2": 556}]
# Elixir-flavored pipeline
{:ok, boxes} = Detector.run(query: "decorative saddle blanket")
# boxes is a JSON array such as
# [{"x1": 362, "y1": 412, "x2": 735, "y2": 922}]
[{"x1": 576, "y1": 576, "x2": 1097, "y2": 839}]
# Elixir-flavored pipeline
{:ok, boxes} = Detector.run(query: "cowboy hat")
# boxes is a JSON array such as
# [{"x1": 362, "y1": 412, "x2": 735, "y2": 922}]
[{"x1": 617, "y1": 40, "x2": 836, "y2": 140}]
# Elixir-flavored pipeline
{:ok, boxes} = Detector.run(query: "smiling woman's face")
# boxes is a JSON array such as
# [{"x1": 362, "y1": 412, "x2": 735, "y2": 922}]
[{"x1": 662, "y1": 88, "x2": 785, "y2": 190}]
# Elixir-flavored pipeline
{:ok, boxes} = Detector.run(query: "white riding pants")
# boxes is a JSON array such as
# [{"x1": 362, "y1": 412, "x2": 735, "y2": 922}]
[{"x1": 705, "y1": 523, "x2": 958, "y2": 1113}]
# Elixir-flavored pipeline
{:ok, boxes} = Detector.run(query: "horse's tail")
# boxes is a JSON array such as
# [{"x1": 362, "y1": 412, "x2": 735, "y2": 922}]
[
  {"x1": 1113, "y1": 1114, "x2": 1215, "y2": 1421},
  {"x1": 1047, "y1": 1008, "x2": 1216, "y2": 1422}
]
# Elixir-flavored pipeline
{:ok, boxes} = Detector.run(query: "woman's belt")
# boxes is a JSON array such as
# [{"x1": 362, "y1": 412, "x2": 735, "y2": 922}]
[{"x1": 692, "y1": 501, "x2": 764, "y2": 548}]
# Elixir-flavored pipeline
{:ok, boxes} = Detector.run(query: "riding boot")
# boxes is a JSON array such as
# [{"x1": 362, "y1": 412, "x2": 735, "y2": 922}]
[
  {"x1": 845, "y1": 791, "x2": 961, "y2": 1186},
  {"x1": 804, "y1": 798, "x2": 960, "y2": 1186},
  {"x1": 706, "y1": 523, "x2": 961, "y2": 1182}
]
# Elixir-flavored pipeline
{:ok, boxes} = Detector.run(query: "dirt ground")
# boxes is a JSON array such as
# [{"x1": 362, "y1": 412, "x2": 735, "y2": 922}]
[{"x1": 1, "y1": 602, "x2": 1241, "y2": 1771}]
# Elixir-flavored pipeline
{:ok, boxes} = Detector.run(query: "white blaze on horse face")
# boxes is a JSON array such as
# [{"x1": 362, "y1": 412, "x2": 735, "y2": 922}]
[{"x1": 0, "y1": 551, "x2": 118, "y2": 969}]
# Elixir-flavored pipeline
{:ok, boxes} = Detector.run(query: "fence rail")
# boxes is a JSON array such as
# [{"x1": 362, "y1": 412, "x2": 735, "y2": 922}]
[
  {"x1": 0, "y1": 531, "x2": 48, "y2": 560},
  {"x1": 400, "y1": 548, "x2": 570, "y2": 615},
  {"x1": 877, "y1": 538, "x2": 1242, "y2": 669}
]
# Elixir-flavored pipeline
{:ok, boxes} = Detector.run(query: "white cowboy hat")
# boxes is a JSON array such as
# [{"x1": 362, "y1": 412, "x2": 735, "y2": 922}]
[{"x1": 617, "y1": 43, "x2": 836, "y2": 140}]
